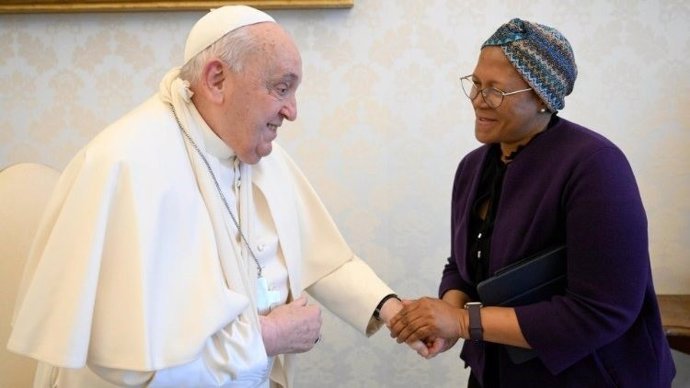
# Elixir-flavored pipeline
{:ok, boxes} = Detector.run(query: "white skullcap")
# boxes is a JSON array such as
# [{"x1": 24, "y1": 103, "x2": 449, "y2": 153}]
[{"x1": 183, "y1": 5, "x2": 275, "y2": 64}]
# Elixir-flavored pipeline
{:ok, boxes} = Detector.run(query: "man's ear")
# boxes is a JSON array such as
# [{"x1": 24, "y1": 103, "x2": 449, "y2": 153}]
[{"x1": 200, "y1": 59, "x2": 227, "y2": 104}]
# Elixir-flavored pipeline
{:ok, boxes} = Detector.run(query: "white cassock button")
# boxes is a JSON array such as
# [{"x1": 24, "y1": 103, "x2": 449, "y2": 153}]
[{"x1": 257, "y1": 243, "x2": 265, "y2": 252}]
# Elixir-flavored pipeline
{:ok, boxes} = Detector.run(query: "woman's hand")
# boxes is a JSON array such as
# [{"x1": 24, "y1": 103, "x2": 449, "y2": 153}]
[
  {"x1": 388, "y1": 297, "x2": 467, "y2": 356},
  {"x1": 378, "y1": 296, "x2": 432, "y2": 357}
]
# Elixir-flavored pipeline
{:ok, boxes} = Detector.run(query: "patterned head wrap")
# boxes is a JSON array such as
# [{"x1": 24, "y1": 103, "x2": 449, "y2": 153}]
[{"x1": 482, "y1": 18, "x2": 577, "y2": 112}]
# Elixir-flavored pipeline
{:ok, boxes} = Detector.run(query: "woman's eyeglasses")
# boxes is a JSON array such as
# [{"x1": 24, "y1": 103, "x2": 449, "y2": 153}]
[{"x1": 460, "y1": 75, "x2": 532, "y2": 109}]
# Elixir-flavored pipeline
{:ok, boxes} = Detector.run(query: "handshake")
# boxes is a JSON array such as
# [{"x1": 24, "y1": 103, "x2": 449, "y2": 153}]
[
  {"x1": 259, "y1": 293, "x2": 475, "y2": 358},
  {"x1": 384, "y1": 296, "x2": 471, "y2": 359}
]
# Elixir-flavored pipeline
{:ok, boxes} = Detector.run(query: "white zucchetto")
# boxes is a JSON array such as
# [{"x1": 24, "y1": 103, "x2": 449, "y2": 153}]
[{"x1": 183, "y1": 5, "x2": 275, "y2": 64}]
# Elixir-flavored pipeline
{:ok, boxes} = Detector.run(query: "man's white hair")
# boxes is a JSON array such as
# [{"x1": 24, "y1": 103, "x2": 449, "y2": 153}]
[
  {"x1": 179, "y1": 5, "x2": 275, "y2": 85},
  {"x1": 179, "y1": 26, "x2": 259, "y2": 85}
]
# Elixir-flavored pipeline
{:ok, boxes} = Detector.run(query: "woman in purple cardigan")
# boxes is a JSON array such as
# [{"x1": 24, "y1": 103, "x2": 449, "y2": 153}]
[{"x1": 390, "y1": 18, "x2": 676, "y2": 387}]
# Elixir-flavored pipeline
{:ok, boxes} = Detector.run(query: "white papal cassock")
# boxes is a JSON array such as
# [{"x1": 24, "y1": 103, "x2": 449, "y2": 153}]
[{"x1": 8, "y1": 69, "x2": 393, "y2": 387}]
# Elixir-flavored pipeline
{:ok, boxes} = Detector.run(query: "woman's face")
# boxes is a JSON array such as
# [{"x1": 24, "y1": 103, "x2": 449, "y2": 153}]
[{"x1": 469, "y1": 46, "x2": 549, "y2": 154}]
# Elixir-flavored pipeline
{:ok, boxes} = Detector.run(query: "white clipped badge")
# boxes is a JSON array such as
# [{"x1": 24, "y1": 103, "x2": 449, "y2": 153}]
[{"x1": 256, "y1": 276, "x2": 281, "y2": 314}]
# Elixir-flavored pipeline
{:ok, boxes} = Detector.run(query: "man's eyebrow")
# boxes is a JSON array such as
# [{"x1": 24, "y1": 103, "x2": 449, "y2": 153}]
[{"x1": 279, "y1": 73, "x2": 299, "y2": 83}]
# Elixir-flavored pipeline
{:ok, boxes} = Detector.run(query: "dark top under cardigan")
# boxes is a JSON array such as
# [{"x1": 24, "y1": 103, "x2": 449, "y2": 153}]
[{"x1": 439, "y1": 116, "x2": 675, "y2": 387}]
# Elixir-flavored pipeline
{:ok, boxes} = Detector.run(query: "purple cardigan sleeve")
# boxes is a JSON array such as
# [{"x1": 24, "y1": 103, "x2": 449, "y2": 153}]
[
  {"x1": 515, "y1": 145, "x2": 649, "y2": 374},
  {"x1": 439, "y1": 151, "x2": 485, "y2": 299}
]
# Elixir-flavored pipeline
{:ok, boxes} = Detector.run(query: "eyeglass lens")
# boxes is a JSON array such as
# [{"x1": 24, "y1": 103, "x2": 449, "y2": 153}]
[{"x1": 460, "y1": 77, "x2": 504, "y2": 109}]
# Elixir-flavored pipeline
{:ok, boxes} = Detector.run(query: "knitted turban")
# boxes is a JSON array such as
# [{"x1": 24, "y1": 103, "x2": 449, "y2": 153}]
[{"x1": 482, "y1": 18, "x2": 577, "y2": 112}]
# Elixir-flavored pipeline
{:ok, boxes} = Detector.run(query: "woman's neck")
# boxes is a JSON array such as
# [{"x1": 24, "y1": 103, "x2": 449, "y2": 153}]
[{"x1": 499, "y1": 114, "x2": 554, "y2": 162}]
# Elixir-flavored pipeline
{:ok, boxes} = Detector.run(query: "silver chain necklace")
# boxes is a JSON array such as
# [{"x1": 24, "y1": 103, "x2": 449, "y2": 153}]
[{"x1": 169, "y1": 103, "x2": 263, "y2": 278}]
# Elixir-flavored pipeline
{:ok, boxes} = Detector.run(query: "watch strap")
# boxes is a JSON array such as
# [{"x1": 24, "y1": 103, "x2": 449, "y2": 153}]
[
  {"x1": 374, "y1": 293, "x2": 400, "y2": 321},
  {"x1": 465, "y1": 302, "x2": 483, "y2": 341}
]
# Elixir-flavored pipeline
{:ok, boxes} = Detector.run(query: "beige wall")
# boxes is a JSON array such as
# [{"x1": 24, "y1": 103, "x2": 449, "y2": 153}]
[{"x1": 1, "y1": 0, "x2": 688, "y2": 386}]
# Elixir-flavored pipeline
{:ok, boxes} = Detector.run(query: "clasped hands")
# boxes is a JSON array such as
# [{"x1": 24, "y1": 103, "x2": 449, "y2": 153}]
[
  {"x1": 387, "y1": 297, "x2": 469, "y2": 359},
  {"x1": 258, "y1": 294, "x2": 469, "y2": 359}
]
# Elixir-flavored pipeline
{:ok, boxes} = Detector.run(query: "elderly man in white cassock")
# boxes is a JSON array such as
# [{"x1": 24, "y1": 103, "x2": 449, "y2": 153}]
[{"x1": 7, "y1": 5, "x2": 425, "y2": 388}]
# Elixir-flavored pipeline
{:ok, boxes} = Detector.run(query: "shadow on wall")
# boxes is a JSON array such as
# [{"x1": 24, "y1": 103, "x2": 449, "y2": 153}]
[{"x1": 673, "y1": 350, "x2": 690, "y2": 387}]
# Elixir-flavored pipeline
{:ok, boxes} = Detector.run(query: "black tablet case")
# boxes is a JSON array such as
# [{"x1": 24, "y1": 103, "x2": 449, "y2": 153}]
[{"x1": 476, "y1": 245, "x2": 566, "y2": 364}]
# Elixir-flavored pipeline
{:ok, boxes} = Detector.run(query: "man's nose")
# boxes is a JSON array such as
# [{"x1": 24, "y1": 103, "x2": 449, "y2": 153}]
[{"x1": 281, "y1": 94, "x2": 297, "y2": 121}]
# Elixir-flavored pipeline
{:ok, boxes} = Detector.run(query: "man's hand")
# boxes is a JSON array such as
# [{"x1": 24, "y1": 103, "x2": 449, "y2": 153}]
[
  {"x1": 259, "y1": 294, "x2": 322, "y2": 356},
  {"x1": 418, "y1": 335, "x2": 459, "y2": 359}
]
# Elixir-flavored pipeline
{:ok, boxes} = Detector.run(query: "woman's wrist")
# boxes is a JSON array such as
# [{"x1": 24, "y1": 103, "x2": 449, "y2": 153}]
[
  {"x1": 458, "y1": 308, "x2": 471, "y2": 340},
  {"x1": 441, "y1": 289, "x2": 470, "y2": 309}
]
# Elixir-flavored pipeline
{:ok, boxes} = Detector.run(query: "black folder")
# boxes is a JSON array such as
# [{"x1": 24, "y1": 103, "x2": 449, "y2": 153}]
[{"x1": 476, "y1": 245, "x2": 566, "y2": 364}]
